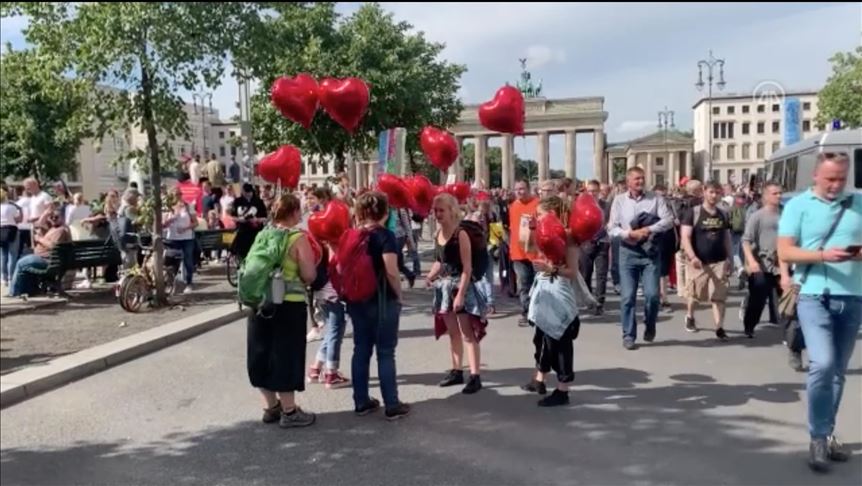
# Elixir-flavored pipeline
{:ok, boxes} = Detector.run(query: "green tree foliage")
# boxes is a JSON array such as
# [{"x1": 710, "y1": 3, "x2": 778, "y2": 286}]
[
  {"x1": 242, "y1": 3, "x2": 466, "y2": 172},
  {"x1": 0, "y1": 45, "x2": 92, "y2": 182},
  {"x1": 816, "y1": 46, "x2": 862, "y2": 129}
]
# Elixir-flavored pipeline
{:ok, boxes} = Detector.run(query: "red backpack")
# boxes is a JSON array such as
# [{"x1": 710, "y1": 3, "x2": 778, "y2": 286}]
[{"x1": 332, "y1": 228, "x2": 378, "y2": 303}]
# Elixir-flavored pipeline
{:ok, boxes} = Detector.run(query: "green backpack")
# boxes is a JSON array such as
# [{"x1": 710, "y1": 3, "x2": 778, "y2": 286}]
[
  {"x1": 730, "y1": 206, "x2": 745, "y2": 233},
  {"x1": 237, "y1": 226, "x2": 297, "y2": 310}
]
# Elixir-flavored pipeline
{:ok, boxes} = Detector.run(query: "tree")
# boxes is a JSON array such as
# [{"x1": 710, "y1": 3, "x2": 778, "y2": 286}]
[
  {"x1": 816, "y1": 46, "x2": 862, "y2": 129},
  {"x1": 5, "y1": 2, "x2": 261, "y2": 302},
  {"x1": 460, "y1": 143, "x2": 503, "y2": 188},
  {"x1": 242, "y1": 3, "x2": 465, "y2": 173},
  {"x1": 0, "y1": 45, "x2": 92, "y2": 182}
]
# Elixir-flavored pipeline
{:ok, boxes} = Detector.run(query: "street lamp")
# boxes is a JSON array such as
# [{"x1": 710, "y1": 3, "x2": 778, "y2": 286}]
[
  {"x1": 695, "y1": 49, "x2": 726, "y2": 181},
  {"x1": 192, "y1": 92, "x2": 214, "y2": 158},
  {"x1": 658, "y1": 106, "x2": 675, "y2": 186}
]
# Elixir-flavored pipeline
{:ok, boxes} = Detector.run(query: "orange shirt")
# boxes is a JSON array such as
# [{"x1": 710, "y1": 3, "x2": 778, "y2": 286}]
[{"x1": 508, "y1": 197, "x2": 540, "y2": 261}]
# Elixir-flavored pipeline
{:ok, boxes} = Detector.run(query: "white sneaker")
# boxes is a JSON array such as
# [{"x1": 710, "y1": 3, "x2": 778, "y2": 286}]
[
  {"x1": 306, "y1": 326, "x2": 323, "y2": 342},
  {"x1": 182, "y1": 286, "x2": 193, "y2": 295},
  {"x1": 74, "y1": 279, "x2": 92, "y2": 290}
]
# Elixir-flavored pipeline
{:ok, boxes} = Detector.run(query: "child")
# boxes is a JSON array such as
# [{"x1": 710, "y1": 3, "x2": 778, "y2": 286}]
[
  {"x1": 521, "y1": 196, "x2": 581, "y2": 407},
  {"x1": 307, "y1": 241, "x2": 350, "y2": 389}
]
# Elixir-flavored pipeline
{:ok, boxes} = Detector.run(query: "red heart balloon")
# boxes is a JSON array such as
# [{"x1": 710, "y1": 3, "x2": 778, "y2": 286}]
[
  {"x1": 270, "y1": 74, "x2": 319, "y2": 129},
  {"x1": 569, "y1": 193, "x2": 605, "y2": 243},
  {"x1": 377, "y1": 173, "x2": 414, "y2": 209},
  {"x1": 536, "y1": 212, "x2": 568, "y2": 264},
  {"x1": 478, "y1": 85, "x2": 525, "y2": 135},
  {"x1": 308, "y1": 199, "x2": 351, "y2": 245},
  {"x1": 445, "y1": 182, "x2": 471, "y2": 204},
  {"x1": 258, "y1": 144, "x2": 301, "y2": 189},
  {"x1": 405, "y1": 175, "x2": 435, "y2": 218},
  {"x1": 419, "y1": 126, "x2": 459, "y2": 172},
  {"x1": 319, "y1": 77, "x2": 370, "y2": 134},
  {"x1": 475, "y1": 191, "x2": 490, "y2": 202}
]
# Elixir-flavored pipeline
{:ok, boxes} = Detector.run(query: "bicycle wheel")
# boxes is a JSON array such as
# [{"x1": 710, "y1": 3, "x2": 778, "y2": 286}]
[
  {"x1": 120, "y1": 274, "x2": 150, "y2": 313},
  {"x1": 226, "y1": 254, "x2": 238, "y2": 287}
]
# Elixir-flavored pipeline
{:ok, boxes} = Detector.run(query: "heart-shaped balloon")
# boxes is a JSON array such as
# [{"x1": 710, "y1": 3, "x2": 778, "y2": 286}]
[
  {"x1": 258, "y1": 144, "x2": 301, "y2": 189},
  {"x1": 445, "y1": 182, "x2": 471, "y2": 204},
  {"x1": 319, "y1": 77, "x2": 370, "y2": 134},
  {"x1": 419, "y1": 126, "x2": 459, "y2": 172},
  {"x1": 536, "y1": 212, "x2": 568, "y2": 264},
  {"x1": 569, "y1": 193, "x2": 605, "y2": 243},
  {"x1": 475, "y1": 191, "x2": 490, "y2": 202},
  {"x1": 405, "y1": 175, "x2": 435, "y2": 218},
  {"x1": 308, "y1": 199, "x2": 351, "y2": 245},
  {"x1": 270, "y1": 73, "x2": 319, "y2": 129},
  {"x1": 478, "y1": 85, "x2": 525, "y2": 135},
  {"x1": 377, "y1": 173, "x2": 414, "y2": 209}
]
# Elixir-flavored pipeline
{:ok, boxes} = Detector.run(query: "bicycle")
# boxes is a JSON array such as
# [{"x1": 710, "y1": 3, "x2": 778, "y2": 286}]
[{"x1": 116, "y1": 234, "x2": 183, "y2": 313}]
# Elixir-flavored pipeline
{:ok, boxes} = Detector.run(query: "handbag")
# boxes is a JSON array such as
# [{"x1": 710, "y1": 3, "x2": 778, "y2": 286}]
[{"x1": 777, "y1": 195, "x2": 853, "y2": 321}]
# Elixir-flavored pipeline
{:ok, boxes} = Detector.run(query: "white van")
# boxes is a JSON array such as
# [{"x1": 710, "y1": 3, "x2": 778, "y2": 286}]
[{"x1": 765, "y1": 128, "x2": 861, "y2": 199}]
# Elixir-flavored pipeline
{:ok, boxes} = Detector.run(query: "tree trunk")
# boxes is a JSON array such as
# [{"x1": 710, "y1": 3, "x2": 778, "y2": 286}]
[{"x1": 140, "y1": 60, "x2": 167, "y2": 304}]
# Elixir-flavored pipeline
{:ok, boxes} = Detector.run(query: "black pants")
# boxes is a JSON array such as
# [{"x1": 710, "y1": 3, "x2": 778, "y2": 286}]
[
  {"x1": 743, "y1": 272, "x2": 779, "y2": 332},
  {"x1": 579, "y1": 241, "x2": 609, "y2": 305},
  {"x1": 532, "y1": 317, "x2": 580, "y2": 383}
]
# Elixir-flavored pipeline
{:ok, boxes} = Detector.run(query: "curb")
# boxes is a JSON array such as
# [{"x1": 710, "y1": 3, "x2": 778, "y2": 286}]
[
  {"x1": 0, "y1": 298, "x2": 69, "y2": 317},
  {"x1": 0, "y1": 303, "x2": 248, "y2": 409}
]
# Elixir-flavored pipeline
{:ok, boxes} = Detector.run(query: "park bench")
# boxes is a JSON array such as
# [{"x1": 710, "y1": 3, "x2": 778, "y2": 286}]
[
  {"x1": 195, "y1": 229, "x2": 234, "y2": 253},
  {"x1": 23, "y1": 239, "x2": 121, "y2": 295}
]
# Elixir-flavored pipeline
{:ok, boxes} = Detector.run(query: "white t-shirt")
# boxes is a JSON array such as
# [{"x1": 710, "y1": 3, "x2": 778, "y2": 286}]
[
  {"x1": 65, "y1": 204, "x2": 92, "y2": 226},
  {"x1": 189, "y1": 162, "x2": 202, "y2": 185},
  {"x1": 219, "y1": 195, "x2": 235, "y2": 217},
  {"x1": 16, "y1": 196, "x2": 31, "y2": 230},
  {"x1": 165, "y1": 205, "x2": 195, "y2": 240},
  {"x1": 1, "y1": 202, "x2": 21, "y2": 227},
  {"x1": 29, "y1": 191, "x2": 53, "y2": 224}
]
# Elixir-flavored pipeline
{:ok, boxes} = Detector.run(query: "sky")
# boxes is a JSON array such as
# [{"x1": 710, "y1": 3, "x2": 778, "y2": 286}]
[{"x1": 2, "y1": 2, "x2": 859, "y2": 179}]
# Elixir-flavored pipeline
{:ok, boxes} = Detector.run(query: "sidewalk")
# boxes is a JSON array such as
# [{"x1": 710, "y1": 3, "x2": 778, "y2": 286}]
[{"x1": 0, "y1": 264, "x2": 236, "y2": 375}]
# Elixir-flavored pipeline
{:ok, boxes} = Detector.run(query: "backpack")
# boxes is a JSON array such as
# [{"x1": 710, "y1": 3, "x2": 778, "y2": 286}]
[
  {"x1": 459, "y1": 220, "x2": 490, "y2": 280},
  {"x1": 237, "y1": 226, "x2": 296, "y2": 309},
  {"x1": 332, "y1": 228, "x2": 378, "y2": 303},
  {"x1": 729, "y1": 205, "x2": 745, "y2": 233},
  {"x1": 309, "y1": 245, "x2": 330, "y2": 292}
]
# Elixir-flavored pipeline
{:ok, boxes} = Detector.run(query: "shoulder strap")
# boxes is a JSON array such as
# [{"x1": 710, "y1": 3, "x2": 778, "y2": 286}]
[
  {"x1": 800, "y1": 195, "x2": 854, "y2": 283},
  {"x1": 693, "y1": 205, "x2": 701, "y2": 223}
]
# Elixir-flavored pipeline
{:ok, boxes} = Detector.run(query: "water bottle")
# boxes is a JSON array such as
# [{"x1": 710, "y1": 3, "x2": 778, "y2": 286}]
[{"x1": 270, "y1": 269, "x2": 284, "y2": 305}]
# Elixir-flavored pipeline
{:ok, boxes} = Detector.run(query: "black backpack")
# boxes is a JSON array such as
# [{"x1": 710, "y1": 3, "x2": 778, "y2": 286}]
[
  {"x1": 309, "y1": 245, "x2": 330, "y2": 292},
  {"x1": 459, "y1": 220, "x2": 489, "y2": 280}
]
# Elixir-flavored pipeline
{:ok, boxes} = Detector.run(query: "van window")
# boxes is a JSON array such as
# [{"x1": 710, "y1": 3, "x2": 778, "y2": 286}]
[
  {"x1": 785, "y1": 157, "x2": 798, "y2": 192},
  {"x1": 855, "y1": 149, "x2": 862, "y2": 189},
  {"x1": 771, "y1": 160, "x2": 785, "y2": 185}
]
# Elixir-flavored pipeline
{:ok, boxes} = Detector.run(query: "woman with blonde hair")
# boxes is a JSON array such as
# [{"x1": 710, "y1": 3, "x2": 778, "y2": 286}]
[{"x1": 427, "y1": 192, "x2": 488, "y2": 395}]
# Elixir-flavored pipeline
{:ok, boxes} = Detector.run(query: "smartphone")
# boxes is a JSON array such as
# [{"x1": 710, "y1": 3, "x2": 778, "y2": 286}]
[{"x1": 847, "y1": 245, "x2": 862, "y2": 255}]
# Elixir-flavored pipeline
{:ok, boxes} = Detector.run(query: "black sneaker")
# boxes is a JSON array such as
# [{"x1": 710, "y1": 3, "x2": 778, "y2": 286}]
[
  {"x1": 623, "y1": 339, "x2": 637, "y2": 350},
  {"x1": 279, "y1": 407, "x2": 316, "y2": 428},
  {"x1": 407, "y1": 275, "x2": 416, "y2": 289},
  {"x1": 520, "y1": 379, "x2": 547, "y2": 395},
  {"x1": 685, "y1": 316, "x2": 697, "y2": 333},
  {"x1": 384, "y1": 402, "x2": 411, "y2": 421},
  {"x1": 661, "y1": 301, "x2": 672, "y2": 313},
  {"x1": 462, "y1": 374, "x2": 482, "y2": 394},
  {"x1": 355, "y1": 398, "x2": 381, "y2": 416},
  {"x1": 789, "y1": 351, "x2": 804, "y2": 372},
  {"x1": 438, "y1": 369, "x2": 464, "y2": 387},
  {"x1": 518, "y1": 315, "x2": 530, "y2": 327},
  {"x1": 262, "y1": 401, "x2": 281, "y2": 424},
  {"x1": 538, "y1": 389, "x2": 570, "y2": 407},
  {"x1": 715, "y1": 328, "x2": 729, "y2": 341},
  {"x1": 593, "y1": 304, "x2": 604, "y2": 317},
  {"x1": 827, "y1": 435, "x2": 850, "y2": 462},
  {"x1": 643, "y1": 329, "x2": 656, "y2": 343},
  {"x1": 744, "y1": 329, "x2": 754, "y2": 339},
  {"x1": 809, "y1": 438, "x2": 830, "y2": 473}
]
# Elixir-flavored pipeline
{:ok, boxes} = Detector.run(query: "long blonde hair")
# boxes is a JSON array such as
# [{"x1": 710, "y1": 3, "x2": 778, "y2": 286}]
[{"x1": 433, "y1": 192, "x2": 461, "y2": 227}]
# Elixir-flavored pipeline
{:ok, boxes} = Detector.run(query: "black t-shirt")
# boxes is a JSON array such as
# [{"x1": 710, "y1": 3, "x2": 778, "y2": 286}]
[
  {"x1": 365, "y1": 226, "x2": 399, "y2": 300},
  {"x1": 230, "y1": 196, "x2": 268, "y2": 226},
  {"x1": 681, "y1": 205, "x2": 730, "y2": 264}
]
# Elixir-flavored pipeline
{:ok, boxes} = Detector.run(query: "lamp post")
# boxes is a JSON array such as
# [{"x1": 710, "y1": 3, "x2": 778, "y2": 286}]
[
  {"x1": 696, "y1": 49, "x2": 726, "y2": 181},
  {"x1": 658, "y1": 106, "x2": 675, "y2": 186},
  {"x1": 192, "y1": 92, "x2": 213, "y2": 158}
]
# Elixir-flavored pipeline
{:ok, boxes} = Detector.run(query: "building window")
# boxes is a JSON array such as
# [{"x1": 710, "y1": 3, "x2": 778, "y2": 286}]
[
  {"x1": 712, "y1": 106, "x2": 720, "y2": 115},
  {"x1": 230, "y1": 146, "x2": 237, "y2": 156},
  {"x1": 772, "y1": 121, "x2": 780, "y2": 133},
  {"x1": 321, "y1": 161, "x2": 329, "y2": 174},
  {"x1": 742, "y1": 105, "x2": 750, "y2": 114},
  {"x1": 219, "y1": 131, "x2": 225, "y2": 139},
  {"x1": 757, "y1": 104, "x2": 765, "y2": 113},
  {"x1": 712, "y1": 170, "x2": 720, "y2": 182},
  {"x1": 655, "y1": 173, "x2": 665, "y2": 187},
  {"x1": 727, "y1": 144, "x2": 736, "y2": 161},
  {"x1": 757, "y1": 122, "x2": 765, "y2": 134},
  {"x1": 727, "y1": 106, "x2": 735, "y2": 115},
  {"x1": 713, "y1": 122, "x2": 719, "y2": 140},
  {"x1": 720, "y1": 123, "x2": 727, "y2": 139},
  {"x1": 310, "y1": 162, "x2": 317, "y2": 175},
  {"x1": 742, "y1": 143, "x2": 751, "y2": 160},
  {"x1": 803, "y1": 120, "x2": 811, "y2": 132},
  {"x1": 655, "y1": 156, "x2": 664, "y2": 167},
  {"x1": 757, "y1": 142, "x2": 765, "y2": 159},
  {"x1": 742, "y1": 122, "x2": 750, "y2": 135},
  {"x1": 772, "y1": 141, "x2": 780, "y2": 154},
  {"x1": 712, "y1": 144, "x2": 721, "y2": 161},
  {"x1": 728, "y1": 169, "x2": 736, "y2": 184},
  {"x1": 714, "y1": 122, "x2": 734, "y2": 139},
  {"x1": 742, "y1": 168, "x2": 750, "y2": 183},
  {"x1": 219, "y1": 146, "x2": 226, "y2": 157},
  {"x1": 772, "y1": 104, "x2": 780, "y2": 113},
  {"x1": 803, "y1": 102, "x2": 811, "y2": 111}
]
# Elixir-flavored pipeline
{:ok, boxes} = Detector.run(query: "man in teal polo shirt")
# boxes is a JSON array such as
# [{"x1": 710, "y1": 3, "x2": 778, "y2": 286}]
[{"x1": 777, "y1": 152, "x2": 862, "y2": 473}]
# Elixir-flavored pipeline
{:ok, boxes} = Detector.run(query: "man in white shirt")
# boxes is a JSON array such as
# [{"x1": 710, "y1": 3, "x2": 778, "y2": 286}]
[
  {"x1": 188, "y1": 155, "x2": 202, "y2": 185},
  {"x1": 19, "y1": 178, "x2": 53, "y2": 251}
]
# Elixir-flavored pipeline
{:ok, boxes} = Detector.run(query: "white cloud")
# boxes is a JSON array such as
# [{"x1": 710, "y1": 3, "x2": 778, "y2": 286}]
[
  {"x1": 524, "y1": 45, "x2": 566, "y2": 69},
  {"x1": 618, "y1": 120, "x2": 657, "y2": 134}
]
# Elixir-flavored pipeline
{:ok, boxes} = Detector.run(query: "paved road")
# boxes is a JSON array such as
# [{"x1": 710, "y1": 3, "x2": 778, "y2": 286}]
[{"x1": 1, "y1": 281, "x2": 860, "y2": 486}]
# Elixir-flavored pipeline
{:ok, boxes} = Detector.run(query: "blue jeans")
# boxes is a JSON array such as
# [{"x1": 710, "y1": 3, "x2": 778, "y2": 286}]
[
  {"x1": 166, "y1": 239, "x2": 196, "y2": 285},
  {"x1": 1, "y1": 230, "x2": 19, "y2": 283},
  {"x1": 315, "y1": 300, "x2": 347, "y2": 370},
  {"x1": 347, "y1": 297, "x2": 401, "y2": 410},
  {"x1": 797, "y1": 294, "x2": 862, "y2": 439},
  {"x1": 512, "y1": 260, "x2": 536, "y2": 316},
  {"x1": 731, "y1": 233, "x2": 743, "y2": 273},
  {"x1": 619, "y1": 245, "x2": 661, "y2": 342},
  {"x1": 10, "y1": 254, "x2": 48, "y2": 297},
  {"x1": 610, "y1": 237, "x2": 621, "y2": 286}
]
